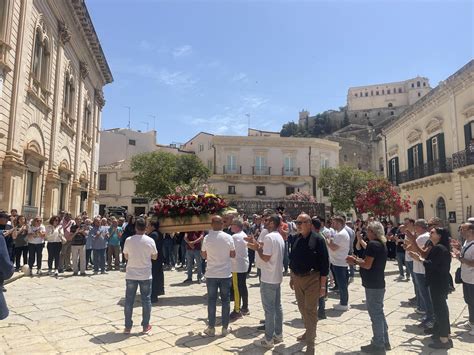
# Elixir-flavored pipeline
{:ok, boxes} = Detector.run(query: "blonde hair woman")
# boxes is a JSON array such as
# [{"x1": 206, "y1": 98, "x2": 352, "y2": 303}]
[{"x1": 346, "y1": 221, "x2": 390, "y2": 353}]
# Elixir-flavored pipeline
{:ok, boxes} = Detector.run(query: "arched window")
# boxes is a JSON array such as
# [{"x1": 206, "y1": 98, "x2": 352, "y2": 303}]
[
  {"x1": 416, "y1": 200, "x2": 424, "y2": 219},
  {"x1": 63, "y1": 67, "x2": 75, "y2": 123},
  {"x1": 436, "y1": 197, "x2": 447, "y2": 224},
  {"x1": 417, "y1": 81, "x2": 420, "y2": 87},
  {"x1": 31, "y1": 28, "x2": 50, "y2": 86}
]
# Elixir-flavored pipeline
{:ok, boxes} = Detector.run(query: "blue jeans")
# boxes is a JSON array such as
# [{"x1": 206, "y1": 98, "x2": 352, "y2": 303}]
[
  {"x1": 396, "y1": 252, "x2": 407, "y2": 277},
  {"x1": 93, "y1": 248, "x2": 106, "y2": 272},
  {"x1": 124, "y1": 279, "x2": 152, "y2": 329},
  {"x1": 413, "y1": 272, "x2": 434, "y2": 322},
  {"x1": 206, "y1": 277, "x2": 231, "y2": 328},
  {"x1": 186, "y1": 249, "x2": 202, "y2": 280},
  {"x1": 0, "y1": 289, "x2": 8, "y2": 320},
  {"x1": 406, "y1": 260, "x2": 417, "y2": 302},
  {"x1": 260, "y1": 282, "x2": 283, "y2": 342},
  {"x1": 332, "y1": 265, "x2": 349, "y2": 306},
  {"x1": 365, "y1": 288, "x2": 389, "y2": 347}
]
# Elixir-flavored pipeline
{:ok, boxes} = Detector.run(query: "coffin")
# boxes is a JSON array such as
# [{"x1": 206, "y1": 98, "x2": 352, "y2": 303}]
[{"x1": 157, "y1": 214, "x2": 212, "y2": 233}]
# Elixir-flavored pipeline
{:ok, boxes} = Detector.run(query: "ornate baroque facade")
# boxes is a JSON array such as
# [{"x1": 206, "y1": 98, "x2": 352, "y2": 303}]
[
  {"x1": 0, "y1": 0, "x2": 112, "y2": 218},
  {"x1": 382, "y1": 60, "x2": 474, "y2": 232}
]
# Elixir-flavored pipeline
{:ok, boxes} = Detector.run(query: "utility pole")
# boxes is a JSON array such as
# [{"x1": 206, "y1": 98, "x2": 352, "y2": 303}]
[
  {"x1": 124, "y1": 106, "x2": 131, "y2": 129},
  {"x1": 149, "y1": 114, "x2": 156, "y2": 130}
]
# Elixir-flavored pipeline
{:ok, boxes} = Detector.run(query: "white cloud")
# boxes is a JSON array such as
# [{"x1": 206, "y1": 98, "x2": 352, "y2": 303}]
[
  {"x1": 231, "y1": 72, "x2": 248, "y2": 82},
  {"x1": 124, "y1": 64, "x2": 196, "y2": 89},
  {"x1": 242, "y1": 95, "x2": 269, "y2": 109},
  {"x1": 172, "y1": 45, "x2": 193, "y2": 58}
]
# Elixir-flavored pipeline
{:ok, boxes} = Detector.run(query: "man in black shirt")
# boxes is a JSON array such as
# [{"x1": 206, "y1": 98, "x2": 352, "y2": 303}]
[{"x1": 289, "y1": 213, "x2": 329, "y2": 354}]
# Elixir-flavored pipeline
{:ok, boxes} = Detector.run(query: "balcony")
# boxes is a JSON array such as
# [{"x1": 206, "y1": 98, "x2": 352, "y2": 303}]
[
  {"x1": 452, "y1": 147, "x2": 474, "y2": 170},
  {"x1": 282, "y1": 167, "x2": 300, "y2": 176},
  {"x1": 223, "y1": 165, "x2": 241, "y2": 174},
  {"x1": 397, "y1": 158, "x2": 452, "y2": 185},
  {"x1": 252, "y1": 166, "x2": 271, "y2": 175}
]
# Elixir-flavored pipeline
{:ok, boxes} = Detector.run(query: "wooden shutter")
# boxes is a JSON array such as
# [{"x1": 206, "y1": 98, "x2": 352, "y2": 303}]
[
  {"x1": 464, "y1": 122, "x2": 473, "y2": 149},
  {"x1": 407, "y1": 147, "x2": 414, "y2": 170},
  {"x1": 417, "y1": 143, "x2": 424, "y2": 166},
  {"x1": 426, "y1": 138, "x2": 433, "y2": 162},
  {"x1": 437, "y1": 133, "x2": 446, "y2": 161}
]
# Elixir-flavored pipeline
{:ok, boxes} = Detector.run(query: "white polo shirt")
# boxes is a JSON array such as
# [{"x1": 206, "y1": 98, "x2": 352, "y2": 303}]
[
  {"x1": 201, "y1": 230, "x2": 235, "y2": 278},
  {"x1": 328, "y1": 228, "x2": 350, "y2": 267},
  {"x1": 259, "y1": 231, "x2": 285, "y2": 284}
]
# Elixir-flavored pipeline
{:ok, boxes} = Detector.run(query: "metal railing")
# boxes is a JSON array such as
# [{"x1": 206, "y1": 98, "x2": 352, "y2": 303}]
[
  {"x1": 252, "y1": 166, "x2": 271, "y2": 175},
  {"x1": 223, "y1": 165, "x2": 241, "y2": 174},
  {"x1": 397, "y1": 158, "x2": 452, "y2": 184},
  {"x1": 282, "y1": 167, "x2": 300, "y2": 176},
  {"x1": 452, "y1": 147, "x2": 474, "y2": 170}
]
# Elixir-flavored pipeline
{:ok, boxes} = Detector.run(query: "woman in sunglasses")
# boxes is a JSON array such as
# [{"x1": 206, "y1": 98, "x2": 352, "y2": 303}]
[
  {"x1": 27, "y1": 217, "x2": 46, "y2": 275},
  {"x1": 409, "y1": 227, "x2": 452, "y2": 349}
]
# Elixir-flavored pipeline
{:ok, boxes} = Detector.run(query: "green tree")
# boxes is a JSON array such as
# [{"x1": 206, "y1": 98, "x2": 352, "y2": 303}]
[
  {"x1": 318, "y1": 166, "x2": 375, "y2": 213},
  {"x1": 280, "y1": 121, "x2": 299, "y2": 137},
  {"x1": 130, "y1": 151, "x2": 210, "y2": 198}
]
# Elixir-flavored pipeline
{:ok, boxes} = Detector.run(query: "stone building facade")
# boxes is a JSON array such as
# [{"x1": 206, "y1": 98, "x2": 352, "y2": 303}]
[
  {"x1": 382, "y1": 60, "x2": 474, "y2": 232},
  {"x1": 182, "y1": 132, "x2": 340, "y2": 205},
  {"x1": 0, "y1": 0, "x2": 112, "y2": 219}
]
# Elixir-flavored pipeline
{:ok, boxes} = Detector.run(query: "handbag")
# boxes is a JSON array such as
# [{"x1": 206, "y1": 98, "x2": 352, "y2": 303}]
[{"x1": 455, "y1": 242, "x2": 474, "y2": 284}]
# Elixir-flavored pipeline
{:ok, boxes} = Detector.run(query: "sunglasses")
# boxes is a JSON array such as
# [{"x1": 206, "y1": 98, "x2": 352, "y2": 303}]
[{"x1": 295, "y1": 221, "x2": 308, "y2": 225}]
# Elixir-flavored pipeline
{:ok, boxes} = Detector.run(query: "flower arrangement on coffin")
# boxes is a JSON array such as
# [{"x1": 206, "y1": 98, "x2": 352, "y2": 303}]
[
  {"x1": 153, "y1": 193, "x2": 234, "y2": 233},
  {"x1": 355, "y1": 178, "x2": 411, "y2": 218}
]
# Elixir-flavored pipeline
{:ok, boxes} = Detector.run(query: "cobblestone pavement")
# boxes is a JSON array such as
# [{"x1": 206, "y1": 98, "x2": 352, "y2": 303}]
[{"x1": 1, "y1": 260, "x2": 472, "y2": 354}]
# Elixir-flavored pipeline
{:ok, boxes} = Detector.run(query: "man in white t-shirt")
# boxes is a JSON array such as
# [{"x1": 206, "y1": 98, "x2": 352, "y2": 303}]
[
  {"x1": 123, "y1": 218, "x2": 157, "y2": 335},
  {"x1": 327, "y1": 215, "x2": 350, "y2": 311},
  {"x1": 229, "y1": 218, "x2": 249, "y2": 321},
  {"x1": 200, "y1": 215, "x2": 235, "y2": 337},
  {"x1": 247, "y1": 214, "x2": 285, "y2": 349},
  {"x1": 407, "y1": 219, "x2": 434, "y2": 328}
]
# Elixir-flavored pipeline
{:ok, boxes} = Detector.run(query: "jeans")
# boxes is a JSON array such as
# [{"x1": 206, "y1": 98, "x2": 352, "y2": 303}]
[
  {"x1": 47, "y1": 242, "x2": 62, "y2": 270},
  {"x1": 0, "y1": 288, "x2": 8, "y2": 320},
  {"x1": 86, "y1": 248, "x2": 93, "y2": 268},
  {"x1": 365, "y1": 288, "x2": 389, "y2": 347},
  {"x1": 124, "y1": 279, "x2": 152, "y2": 329},
  {"x1": 186, "y1": 249, "x2": 202, "y2": 280},
  {"x1": 430, "y1": 286, "x2": 450, "y2": 337},
  {"x1": 93, "y1": 248, "x2": 106, "y2": 272},
  {"x1": 283, "y1": 240, "x2": 289, "y2": 273},
  {"x1": 28, "y1": 243, "x2": 44, "y2": 270},
  {"x1": 206, "y1": 277, "x2": 231, "y2": 328},
  {"x1": 247, "y1": 249, "x2": 255, "y2": 274},
  {"x1": 14, "y1": 246, "x2": 28, "y2": 270},
  {"x1": 163, "y1": 238, "x2": 175, "y2": 266},
  {"x1": 463, "y1": 282, "x2": 474, "y2": 323},
  {"x1": 396, "y1": 252, "x2": 407, "y2": 277},
  {"x1": 413, "y1": 273, "x2": 434, "y2": 322},
  {"x1": 260, "y1": 282, "x2": 283, "y2": 342},
  {"x1": 406, "y1": 260, "x2": 417, "y2": 301},
  {"x1": 71, "y1": 245, "x2": 86, "y2": 274},
  {"x1": 332, "y1": 265, "x2": 349, "y2": 306}
]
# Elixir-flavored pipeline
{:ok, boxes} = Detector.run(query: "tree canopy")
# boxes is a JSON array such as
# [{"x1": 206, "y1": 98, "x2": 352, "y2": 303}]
[
  {"x1": 318, "y1": 166, "x2": 376, "y2": 213},
  {"x1": 130, "y1": 151, "x2": 210, "y2": 199}
]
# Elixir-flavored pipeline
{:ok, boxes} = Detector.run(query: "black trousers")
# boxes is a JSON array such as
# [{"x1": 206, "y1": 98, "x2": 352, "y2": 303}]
[
  {"x1": 151, "y1": 262, "x2": 164, "y2": 300},
  {"x1": 47, "y1": 242, "x2": 62, "y2": 270},
  {"x1": 430, "y1": 285, "x2": 450, "y2": 337},
  {"x1": 463, "y1": 282, "x2": 474, "y2": 323},
  {"x1": 247, "y1": 249, "x2": 255, "y2": 274},
  {"x1": 28, "y1": 244, "x2": 44, "y2": 270},
  {"x1": 14, "y1": 246, "x2": 28, "y2": 269},
  {"x1": 231, "y1": 272, "x2": 248, "y2": 311}
]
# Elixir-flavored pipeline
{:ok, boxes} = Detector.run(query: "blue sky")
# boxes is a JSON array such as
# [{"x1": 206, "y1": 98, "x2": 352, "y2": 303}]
[{"x1": 87, "y1": 0, "x2": 473, "y2": 145}]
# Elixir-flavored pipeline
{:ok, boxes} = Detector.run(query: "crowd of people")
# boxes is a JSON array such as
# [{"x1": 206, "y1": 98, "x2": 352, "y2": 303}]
[{"x1": 0, "y1": 207, "x2": 474, "y2": 354}]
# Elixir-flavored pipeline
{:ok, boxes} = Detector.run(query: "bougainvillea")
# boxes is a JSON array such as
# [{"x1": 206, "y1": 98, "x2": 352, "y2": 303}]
[
  {"x1": 154, "y1": 193, "x2": 228, "y2": 218},
  {"x1": 355, "y1": 178, "x2": 411, "y2": 217},
  {"x1": 285, "y1": 191, "x2": 316, "y2": 203}
]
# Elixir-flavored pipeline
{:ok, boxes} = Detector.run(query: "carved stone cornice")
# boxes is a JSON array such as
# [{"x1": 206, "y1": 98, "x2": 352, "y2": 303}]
[
  {"x1": 425, "y1": 117, "x2": 443, "y2": 135},
  {"x1": 407, "y1": 129, "x2": 422, "y2": 145},
  {"x1": 94, "y1": 88, "x2": 105, "y2": 109},
  {"x1": 388, "y1": 144, "x2": 399, "y2": 158},
  {"x1": 57, "y1": 20, "x2": 71, "y2": 45},
  {"x1": 79, "y1": 61, "x2": 89, "y2": 79}
]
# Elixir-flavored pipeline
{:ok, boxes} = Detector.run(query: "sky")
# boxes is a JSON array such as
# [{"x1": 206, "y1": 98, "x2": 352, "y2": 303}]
[{"x1": 86, "y1": 0, "x2": 474, "y2": 145}]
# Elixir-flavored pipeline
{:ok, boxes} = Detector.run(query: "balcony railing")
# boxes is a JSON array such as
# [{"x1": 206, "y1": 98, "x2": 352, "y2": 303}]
[
  {"x1": 282, "y1": 167, "x2": 300, "y2": 176},
  {"x1": 397, "y1": 158, "x2": 452, "y2": 185},
  {"x1": 452, "y1": 147, "x2": 474, "y2": 170},
  {"x1": 252, "y1": 166, "x2": 271, "y2": 175},
  {"x1": 223, "y1": 165, "x2": 241, "y2": 174}
]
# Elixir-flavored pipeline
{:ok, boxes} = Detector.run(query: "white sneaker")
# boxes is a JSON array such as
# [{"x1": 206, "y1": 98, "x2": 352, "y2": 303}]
[
  {"x1": 460, "y1": 321, "x2": 473, "y2": 329},
  {"x1": 221, "y1": 327, "x2": 232, "y2": 336},
  {"x1": 333, "y1": 304, "x2": 350, "y2": 311},
  {"x1": 254, "y1": 337, "x2": 274, "y2": 349},
  {"x1": 273, "y1": 334, "x2": 284, "y2": 344},
  {"x1": 201, "y1": 327, "x2": 215, "y2": 337}
]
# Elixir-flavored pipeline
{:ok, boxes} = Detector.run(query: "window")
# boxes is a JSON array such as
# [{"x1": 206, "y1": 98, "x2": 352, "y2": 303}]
[
  {"x1": 432, "y1": 136, "x2": 439, "y2": 161},
  {"x1": 320, "y1": 157, "x2": 330, "y2": 169},
  {"x1": 377, "y1": 112, "x2": 381, "y2": 116},
  {"x1": 62, "y1": 69, "x2": 75, "y2": 122},
  {"x1": 284, "y1": 156, "x2": 295, "y2": 175},
  {"x1": 255, "y1": 155, "x2": 267, "y2": 174},
  {"x1": 388, "y1": 157, "x2": 399, "y2": 184},
  {"x1": 128, "y1": 139, "x2": 136, "y2": 146},
  {"x1": 423, "y1": 82, "x2": 426, "y2": 87},
  {"x1": 398, "y1": 88, "x2": 402, "y2": 93},
  {"x1": 355, "y1": 93, "x2": 358, "y2": 97},
  {"x1": 376, "y1": 91, "x2": 379, "y2": 95},
  {"x1": 411, "y1": 83, "x2": 414, "y2": 88},
  {"x1": 388, "y1": 103, "x2": 393, "y2": 108},
  {"x1": 343, "y1": 154, "x2": 348, "y2": 162},
  {"x1": 436, "y1": 197, "x2": 447, "y2": 224},
  {"x1": 207, "y1": 159, "x2": 213, "y2": 171},
  {"x1": 228, "y1": 185, "x2": 236, "y2": 194},
  {"x1": 360, "y1": 92, "x2": 362, "y2": 97},
  {"x1": 413, "y1": 144, "x2": 421, "y2": 167},
  {"x1": 464, "y1": 121, "x2": 474, "y2": 149},
  {"x1": 198, "y1": 143, "x2": 204, "y2": 152},
  {"x1": 31, "y1": 26, "x2": 50, "y2": 88},
  {"x1": 417, "y1": 200, "x2": 425, "y2": 219},
  {"x1": 83, "y1": 101, "x2": 92, "y2": 137},
  {"x1": 370, "y1": 90, "x2": 373, "y2": 96},
  {"x1": 387, "y1": 89, "x2": 391, "y2": 94},
  {"x1": 323, "y1": 188, "x2": 329, "y2": 197},
  {"x1": 354, "y1": 113, "x2": 358, "y2": 118},
  {"x1": 208, "y1": 142, "x2": 212, "y2": 150},
  {"x1": 256, "y1": 186, "x2": 266, "y2": 196},
  {"x1": 417, "y1": 81, "x2": 420, "y2": 87},
  {"x1": 286, "y1": 186, "x2": 295, "y2": 195},
  {"x1": 25, "y1": 171, "x2": 36, "y2": 206},
  {"x1": 226, "y1": 154, "x2": 236, "y2": 172},
  {"x1": 99, "y1": 174, "x2": 107, "y2": 191},
  {"x1": 59, "y1": 182, "x2": 67, "y2": 212},
  {"x1": 365, "y1": 92, "x2": 368, "y2": 97},
  {"x1": 390, "y1": 111, "x2": 394, "y2": 115},
  {"x1": 382, "y1": 89, "x2": 384, "y2": 95},
  {"x1": 364, "y1": 113, "x2": 368, "y2": 117},
  {"x1": 418, "y1": 92, "x2": 421, "y2": 97}
]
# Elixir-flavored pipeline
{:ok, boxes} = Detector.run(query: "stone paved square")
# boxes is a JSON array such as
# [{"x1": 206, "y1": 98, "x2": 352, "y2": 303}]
[{"x1": 1, "y1": 261, "x2": 471, "y2": 354}]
